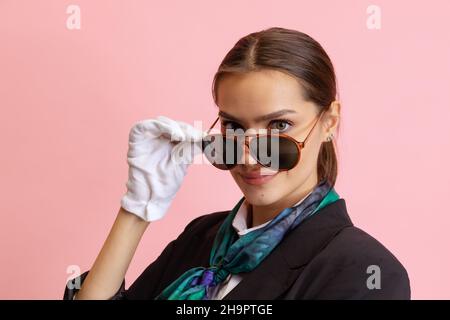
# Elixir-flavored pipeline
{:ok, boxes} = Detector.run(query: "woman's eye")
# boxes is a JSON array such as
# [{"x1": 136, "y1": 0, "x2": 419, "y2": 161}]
[
  {"x1": 221, "y1": 121, "x2": 242, "y2": 131},
  {"x1": 221, "y1": 119, "x2": 293, "y2": 132},
  {"x1": 269, "y1": 120, "x2": 292, "y2": 132}
]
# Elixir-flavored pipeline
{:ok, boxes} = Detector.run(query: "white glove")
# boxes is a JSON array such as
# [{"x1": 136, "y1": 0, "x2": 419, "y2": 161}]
[{"x1": 120, "y1": 115, "x2": 206, "y2": 222}]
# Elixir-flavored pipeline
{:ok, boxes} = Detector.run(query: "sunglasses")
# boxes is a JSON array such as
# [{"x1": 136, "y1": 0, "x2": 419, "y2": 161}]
[{"x1": 201, "y1": 110, "x2": 325, "y2": 171}]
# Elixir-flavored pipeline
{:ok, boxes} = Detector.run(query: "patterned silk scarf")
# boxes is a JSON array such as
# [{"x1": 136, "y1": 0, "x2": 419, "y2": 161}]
[{"x1": 155, "y1": 178, "x2": 340, "y2": 300}]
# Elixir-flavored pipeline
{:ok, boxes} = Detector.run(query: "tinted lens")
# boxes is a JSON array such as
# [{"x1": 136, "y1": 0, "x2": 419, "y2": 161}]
[
  {"x1": 201, "y1": 134, "x2": 242, "y2": 170},
  {"x1": 250, "y1": 135, "x2": 300, "y2": 170}
]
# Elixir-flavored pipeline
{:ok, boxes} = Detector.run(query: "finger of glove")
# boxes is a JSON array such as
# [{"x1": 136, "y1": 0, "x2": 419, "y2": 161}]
[
  {"x1": 156, "y1": 116, "x2": 207, "y2": 142},
  {"x1": 170, "y1": 140, "x2": 203, "y2": 171},
  {"x1": 127, "y1": 130, "x2": 171, "y2": 158},
  {"x1": 128, "y1": 118, "x2": 182, "y2": 144}
]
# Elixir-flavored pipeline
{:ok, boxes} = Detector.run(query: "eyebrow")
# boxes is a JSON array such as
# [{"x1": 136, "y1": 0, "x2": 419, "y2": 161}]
[{"x1": 218, "y1": 109, "x2": 297, "y2": 123}]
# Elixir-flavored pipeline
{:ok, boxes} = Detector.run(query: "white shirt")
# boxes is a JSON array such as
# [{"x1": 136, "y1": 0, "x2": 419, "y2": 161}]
[{"x1": 208, "y1": 191, "x2": 312, "y2": 300}]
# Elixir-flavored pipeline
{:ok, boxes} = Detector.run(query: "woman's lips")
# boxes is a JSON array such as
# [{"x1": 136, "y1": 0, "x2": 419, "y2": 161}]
[{"x1": 240, "y1": 172, "x2": 278, "y2": 186}]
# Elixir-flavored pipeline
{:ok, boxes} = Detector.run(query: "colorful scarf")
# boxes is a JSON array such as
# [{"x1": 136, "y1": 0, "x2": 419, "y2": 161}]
[{"x1": 155, "y1": 178, "x2": 340, "y2": 300}]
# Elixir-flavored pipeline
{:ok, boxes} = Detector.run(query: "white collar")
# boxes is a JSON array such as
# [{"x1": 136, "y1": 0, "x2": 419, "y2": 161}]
[{"x1": 232, "y1": 190, "x2": 313, "y2": 237}]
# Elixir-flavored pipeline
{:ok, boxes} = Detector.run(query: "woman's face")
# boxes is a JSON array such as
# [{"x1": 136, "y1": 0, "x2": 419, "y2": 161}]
[{"x1": 216, "y1": 69, "x2": 338, "y2": 209}]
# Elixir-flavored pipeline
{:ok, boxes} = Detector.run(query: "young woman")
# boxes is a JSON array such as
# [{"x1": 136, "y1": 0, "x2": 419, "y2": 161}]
[{"x1": 64, "y1": 27, "x2": 410, "y2": 300}]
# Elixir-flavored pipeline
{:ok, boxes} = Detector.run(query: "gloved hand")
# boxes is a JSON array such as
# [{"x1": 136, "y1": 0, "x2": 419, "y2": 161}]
[{"x1": 120, "y1": 115, "x2": 206, "y2": 222}]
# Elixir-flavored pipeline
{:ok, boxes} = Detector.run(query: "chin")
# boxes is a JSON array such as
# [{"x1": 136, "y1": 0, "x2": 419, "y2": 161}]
[
  {"x1": 237, "y1": 182, "x2": 285, "y2": 207},
  {"x1": 243, "y1": 193, "x2": 279, "y2": 207}
]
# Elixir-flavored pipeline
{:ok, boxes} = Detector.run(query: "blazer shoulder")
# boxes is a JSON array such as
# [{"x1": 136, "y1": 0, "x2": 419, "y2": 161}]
[
  {"x1": 319, "y1": 225, "x2": 411, "y2": 297},
  {"x1": 331, "y1": 226, "x2": 408, "y2": 272},
  {"x1": 302, "y1": 225, "x2": 411, "y2": 299}
]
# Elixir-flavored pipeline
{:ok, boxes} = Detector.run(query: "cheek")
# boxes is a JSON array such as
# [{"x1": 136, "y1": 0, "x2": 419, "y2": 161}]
[
  {"x1": 230, "y1": 170, "x2": 240, "y2": 184},
  {"x1": 286, "y1": 144, "x2": 319, "y2": 177}
]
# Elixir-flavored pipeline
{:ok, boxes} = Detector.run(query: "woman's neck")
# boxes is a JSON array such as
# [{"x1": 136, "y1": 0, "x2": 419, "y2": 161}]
[{"x1": 250, "y1": 176, "x2": 318, "y2": 228}]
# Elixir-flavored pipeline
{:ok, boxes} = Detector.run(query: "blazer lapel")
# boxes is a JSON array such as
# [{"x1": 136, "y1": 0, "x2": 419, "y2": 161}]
[{"x1": 222, "y1": 199, "x2": 353, "y2": 300}]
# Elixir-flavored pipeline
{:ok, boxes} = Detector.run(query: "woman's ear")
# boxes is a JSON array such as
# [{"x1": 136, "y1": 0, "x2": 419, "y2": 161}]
[{"x1": 322, "y1": 100, "x2": 340, "y2": 141}]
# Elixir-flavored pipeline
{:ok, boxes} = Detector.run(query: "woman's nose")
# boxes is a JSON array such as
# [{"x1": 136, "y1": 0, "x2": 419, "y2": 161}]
[{"x1": 238, "y1": 136, "x2": 258, "y2": 165}]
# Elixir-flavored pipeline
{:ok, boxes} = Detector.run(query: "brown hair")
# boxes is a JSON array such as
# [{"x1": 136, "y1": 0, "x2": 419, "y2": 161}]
[{"x1": 211, "y1": 27, "x2": 340, "y2": 188}]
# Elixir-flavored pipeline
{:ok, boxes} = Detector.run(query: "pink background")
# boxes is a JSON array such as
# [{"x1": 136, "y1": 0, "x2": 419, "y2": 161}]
[{"x1": 0, "y1": 0, "x2": 449, "y2": 299}]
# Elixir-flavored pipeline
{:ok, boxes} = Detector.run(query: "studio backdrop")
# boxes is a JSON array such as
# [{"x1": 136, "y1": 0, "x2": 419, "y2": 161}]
[{"x1": 0, "y1": 0, "x2": 449, "y2": 299}]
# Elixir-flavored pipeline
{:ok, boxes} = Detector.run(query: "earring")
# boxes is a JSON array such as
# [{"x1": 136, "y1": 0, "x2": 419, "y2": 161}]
[{"x1": 327, "y1": 133, "x2": 334, "y2": 142}]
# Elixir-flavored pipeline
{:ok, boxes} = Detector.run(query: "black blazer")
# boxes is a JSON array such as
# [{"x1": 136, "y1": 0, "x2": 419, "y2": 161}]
[{"x1": 64, "y1": 198, "x2": 411, "y2": 300}]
